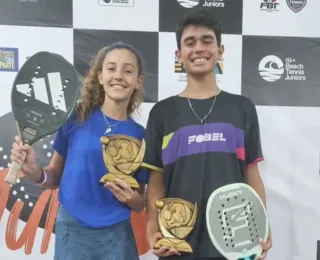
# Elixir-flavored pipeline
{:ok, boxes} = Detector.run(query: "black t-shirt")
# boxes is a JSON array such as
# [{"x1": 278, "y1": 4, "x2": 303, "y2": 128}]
[{"x1": 143, "y1": 91, "x2": 264, "y2": 260}]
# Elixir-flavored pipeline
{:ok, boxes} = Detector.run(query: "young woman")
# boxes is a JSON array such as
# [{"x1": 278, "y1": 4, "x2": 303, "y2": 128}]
[{"x1": 9, "y1": 42, "x2": 148, "y2": 260}]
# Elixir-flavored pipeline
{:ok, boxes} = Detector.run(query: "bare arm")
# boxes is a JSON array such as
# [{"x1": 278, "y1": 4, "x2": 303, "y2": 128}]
[
  {"x1": 146, "y1": 170, "x2": 165, "y2": 235},
  {"x1": 123, "y1": 182, "x2": 146, "y2": 213},
  {"x1": 32, "y1": 151, "x2": 66, "y2": 190},
  {"x1": 244, "y1": 163, "x2": 273, "y2": 256},
  {"x1": 244, "y1": 164, "x2": 266, "y2": 207}
]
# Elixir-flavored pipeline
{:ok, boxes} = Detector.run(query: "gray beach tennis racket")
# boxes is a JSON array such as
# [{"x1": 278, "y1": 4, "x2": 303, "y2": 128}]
[
  {"x1": 4, "y1": 51, "x2": 80, "y2": 185},
  {"x1": 206, "y1": 183, "x2": 269, "y2": 260}
]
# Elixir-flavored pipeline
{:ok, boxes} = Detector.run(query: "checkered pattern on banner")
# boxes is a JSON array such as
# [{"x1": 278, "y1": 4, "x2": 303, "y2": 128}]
[{"x1": 0, "y1": 0, "x2": 320, "y2": 259}]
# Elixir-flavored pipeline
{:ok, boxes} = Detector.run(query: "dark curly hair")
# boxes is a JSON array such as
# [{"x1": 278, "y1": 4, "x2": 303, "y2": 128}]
[
  {"x1": 75, "y1": 42, "x2": 144, "y2": 123},
  {"x1": 175, "y1": 7, "x2": 222, "y2": 50}
]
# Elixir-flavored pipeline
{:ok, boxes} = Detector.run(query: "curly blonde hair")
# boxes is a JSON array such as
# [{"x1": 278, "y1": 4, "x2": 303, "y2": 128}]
[{"x1": 75, "y1": 43, "x2": 144, "y2": 123}]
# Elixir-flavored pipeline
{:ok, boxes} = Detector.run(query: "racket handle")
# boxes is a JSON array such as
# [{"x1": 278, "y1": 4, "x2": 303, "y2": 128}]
[{"x1": 4, "y1": 161, "x2": 22, "y2": 185}]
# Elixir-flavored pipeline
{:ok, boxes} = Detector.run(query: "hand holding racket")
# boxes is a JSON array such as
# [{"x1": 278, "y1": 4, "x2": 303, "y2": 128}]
[
  {"x1": 4, "y1": 51, "x2": 80, "y2": 185},
  {"x1": 9, "y1": 135, "x2": 42, "y2": 182},
  {"x1": 206, "y1": 183, "x2": 270, "y2": 260}
]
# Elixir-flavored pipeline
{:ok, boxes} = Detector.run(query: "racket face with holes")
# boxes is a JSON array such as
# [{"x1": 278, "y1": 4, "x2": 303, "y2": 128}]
[
  {"x1": 11, "y1": 51, "x2": 79, "y2": 145},
  {"x1": 206, "y1": 183, "x2": 269, "y2": 260}
]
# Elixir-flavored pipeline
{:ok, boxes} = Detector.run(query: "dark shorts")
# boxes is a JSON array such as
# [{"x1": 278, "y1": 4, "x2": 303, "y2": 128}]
[{"x1": 54, "y1": 206, "x2": 139, "y2": 260}]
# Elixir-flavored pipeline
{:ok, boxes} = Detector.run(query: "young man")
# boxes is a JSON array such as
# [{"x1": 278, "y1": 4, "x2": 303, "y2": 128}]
[{"x1": 143, "y1": 8, "x2": 272, "y2": 260}]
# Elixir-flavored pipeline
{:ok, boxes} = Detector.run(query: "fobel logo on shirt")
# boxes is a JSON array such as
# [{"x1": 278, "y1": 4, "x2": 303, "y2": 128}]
[{"x1": 188, "y1": 133, "x2": 226, "y2": 145}]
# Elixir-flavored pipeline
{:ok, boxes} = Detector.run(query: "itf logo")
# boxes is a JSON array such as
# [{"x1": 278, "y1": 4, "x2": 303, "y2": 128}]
[{"x1": 259, "y1": 55, "x2": 306, "y2": 82}]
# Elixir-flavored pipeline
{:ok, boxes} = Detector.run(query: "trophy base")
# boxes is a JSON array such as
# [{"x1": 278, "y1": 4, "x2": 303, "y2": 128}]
[
  {"x1": 154, "y1": 238, "x2": 193, "y2": 253},
  {"x1": 99, "y1": 173, "x2": 140, "y2": 189}
]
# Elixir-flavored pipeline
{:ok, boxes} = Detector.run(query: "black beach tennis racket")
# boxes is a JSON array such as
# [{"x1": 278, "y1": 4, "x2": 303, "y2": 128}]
[
  {"x1": 206, "y1": 183, "x2": 269, "y2": 260},
  {"x1": 4, "y1": 51, "x2": 80, "y2": 185}
]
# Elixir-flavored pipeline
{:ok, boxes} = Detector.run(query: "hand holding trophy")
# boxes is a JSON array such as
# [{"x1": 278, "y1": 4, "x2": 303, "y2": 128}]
[
  {"x1": 154, "y1": 198, "x2": 198, "y2": 253},
  {"x1": 99, "y1": 134, "x2": 146, "y2": 189}
]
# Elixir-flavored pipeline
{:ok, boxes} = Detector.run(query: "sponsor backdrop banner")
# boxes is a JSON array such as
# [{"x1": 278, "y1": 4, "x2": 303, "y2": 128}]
[{"x1": 0, "y1": 0, "x2": 319, "y2": 259}]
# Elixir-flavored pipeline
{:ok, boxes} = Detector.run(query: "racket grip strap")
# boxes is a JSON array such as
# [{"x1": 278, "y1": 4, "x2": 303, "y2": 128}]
[{"x1": 4, "y1": 161, "x2": 22, "y2": 185}]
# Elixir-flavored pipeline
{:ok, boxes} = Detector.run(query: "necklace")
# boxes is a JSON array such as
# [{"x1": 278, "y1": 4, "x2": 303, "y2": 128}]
[
  {"x1": 101, "y1": 109, "x2": 121, "y2": 134},
  {"x1": 187, "y1": 87, "x2": 219, "y2": 123}
]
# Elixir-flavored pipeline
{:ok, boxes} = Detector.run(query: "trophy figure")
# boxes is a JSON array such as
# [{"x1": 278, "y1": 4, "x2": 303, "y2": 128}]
[
  {"x1": 154, "y1": 198, "x2": 198, "y2": 253},
  {"x1": 99, "y1": 134, "x2": 146, "y2": 188}
]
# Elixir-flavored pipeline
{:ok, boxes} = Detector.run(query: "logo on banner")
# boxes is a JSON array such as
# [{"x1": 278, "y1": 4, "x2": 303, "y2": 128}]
[
  {"x1": 260, "y1": 0, "x2": 280, "y2": 12},
  {"x1": 259, "y1": 55, "x2": 306, "y2": 82},
  {"x1": 286, "y1": 0, "x2": 307, "y2": 13},
  {"x1": 19, "y1": 0, "x2": 39, "y2": 2},
  {"x1": 216, "y1": 58, "x2": 224, "y2": 75},
  {"x1": 175, "y1": 57, "x2": 185, "y2": 73},
  {"x1": 174, "y1": 57, "x2": 224, "y2": 82},
  {"x1": 98, "y1": 0, "x2": 134, "y2": 7},
  {"x1": 0, "y1": 48, "x2": 19, "y2": 72},
  {"x1": 177, "y1": 0, "x2": 200, "y2": 8},
  {"x1": 177, "y1": 0, "x2": 225, "y2": 8}
]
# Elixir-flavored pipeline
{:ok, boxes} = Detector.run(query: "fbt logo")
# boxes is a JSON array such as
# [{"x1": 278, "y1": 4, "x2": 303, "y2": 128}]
[
  {"x1": 260, "y1": 0, "x2": 279, "y2": 12},
  {"x1": 188, "y1": 133, "x2": 226, "y2": 145}
]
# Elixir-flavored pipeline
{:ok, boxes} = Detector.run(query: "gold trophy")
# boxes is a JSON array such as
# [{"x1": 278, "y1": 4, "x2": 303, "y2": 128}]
[
  {"x1": 154, "y1": 198, "x2": 198, "y2": 253},
  {"x1": 99, "y1": 134, "x2": 146, "y2": 189}
]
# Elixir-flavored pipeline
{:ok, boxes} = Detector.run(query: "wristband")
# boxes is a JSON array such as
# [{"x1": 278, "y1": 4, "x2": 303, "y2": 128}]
[{"x1": 31, "y1": 167, "x2": 47, "y2": 185}]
